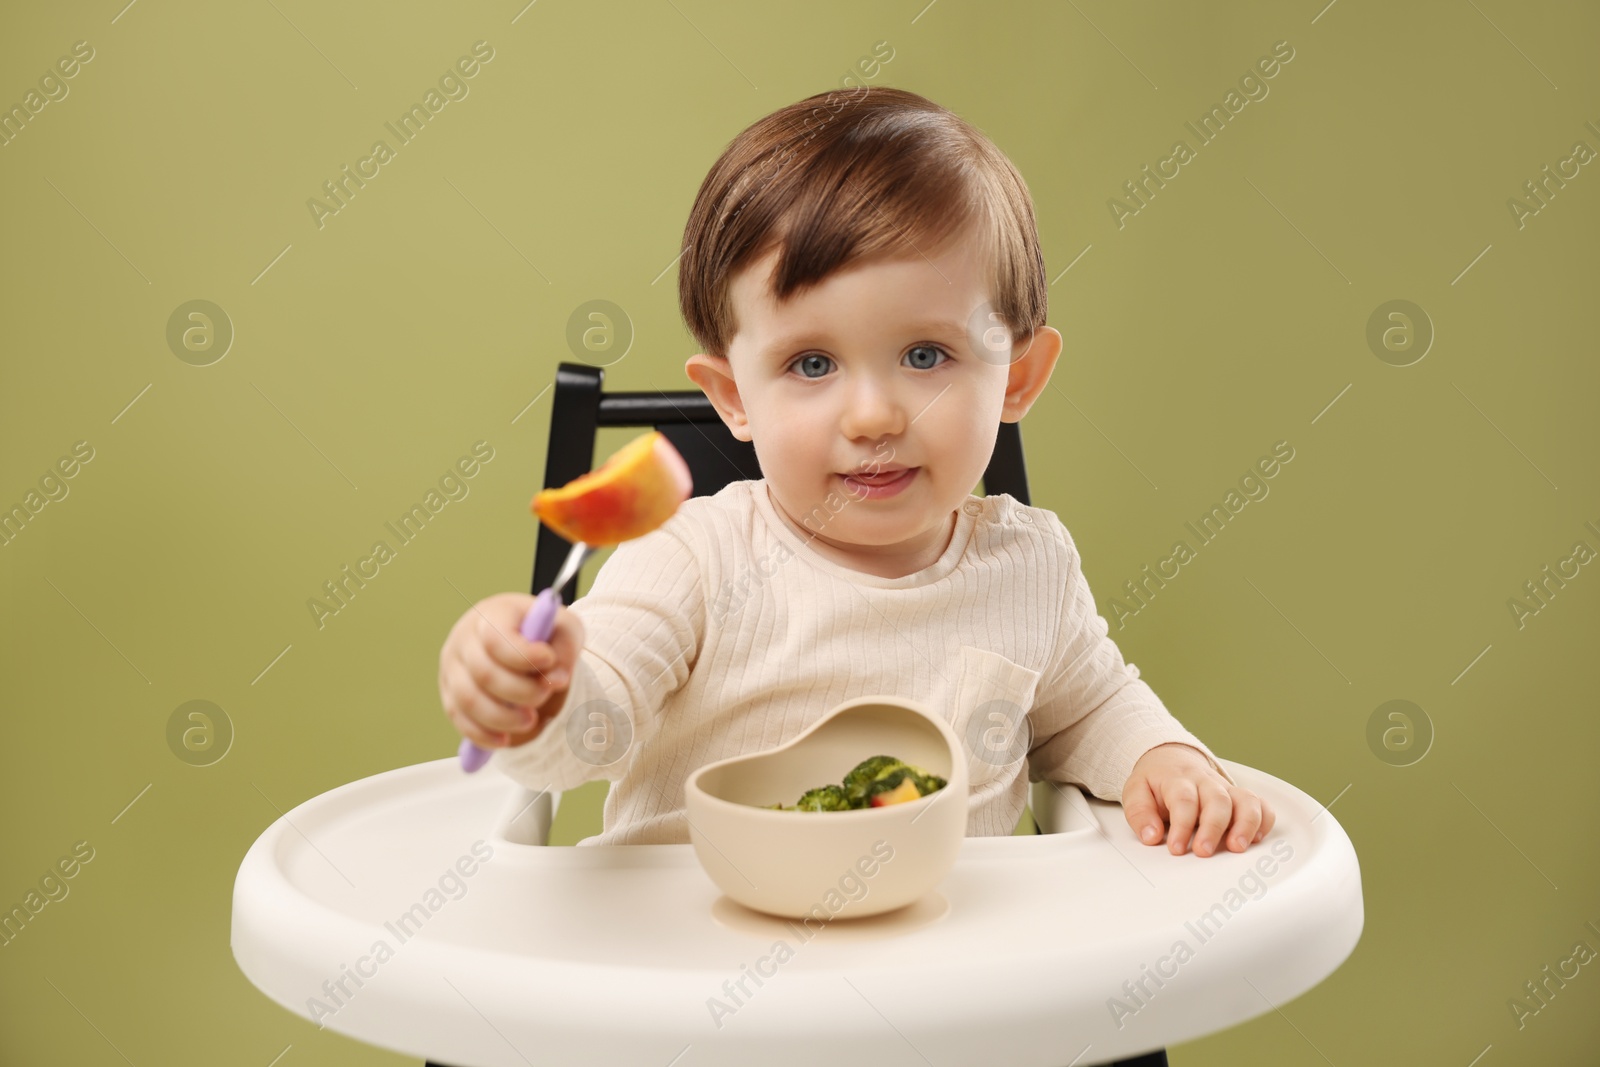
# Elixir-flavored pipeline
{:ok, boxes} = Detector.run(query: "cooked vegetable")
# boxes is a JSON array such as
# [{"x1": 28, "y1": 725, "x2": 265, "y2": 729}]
[
  {"x1": 842, "y1": 755, "x2": 907, "y2": 806},
  {"x1": 796, "y1": 784, "x2": 852, "y2": 811},
  {"x1": 761, "y1": 755, "x2": 947, "y2": 812}
]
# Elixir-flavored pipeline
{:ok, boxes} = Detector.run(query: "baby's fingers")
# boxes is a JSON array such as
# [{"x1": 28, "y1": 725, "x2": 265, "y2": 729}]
[
  {"x1": 481, "y1": 604, "x2": 580, "y2": 687},
  {"x1": 445, "y1": 691, "x2": 508, "y2": 751},
  {"x1": 1255, "y1": 796, "x2": 1277, "y2": 843},
  {"x1": 477, "y1": 606, "x2": 550, "y2": 678},
  {"x1": 1189, "y1": 783, "x2": 1235, "y2": 857},
  {"x1": 1121, "y1": 779, "x2": 1166, "y2": 846},
  {"x1": 462, "y1": 645, "x2": 545, "y2": 731},
  {"x1": 444, "y1": 659, "x2": 530, "y2": 739},
  {"x1": 1223, "y1": 789, "x2": 1264, "y2": 852},
  {"x1": 1162, "y1": 779, "x2": 1201, "y2": 855}
]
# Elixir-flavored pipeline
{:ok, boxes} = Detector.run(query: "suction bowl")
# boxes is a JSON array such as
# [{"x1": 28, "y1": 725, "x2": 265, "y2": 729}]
[{"x1": 683, "y1": 695, "x2": 969, "y2": 919}]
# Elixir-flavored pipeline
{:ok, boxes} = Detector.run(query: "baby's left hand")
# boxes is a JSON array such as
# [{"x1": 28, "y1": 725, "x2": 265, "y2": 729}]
[{"x1": 1122, "y1": 743, "x2": 1276, "y2": 857}]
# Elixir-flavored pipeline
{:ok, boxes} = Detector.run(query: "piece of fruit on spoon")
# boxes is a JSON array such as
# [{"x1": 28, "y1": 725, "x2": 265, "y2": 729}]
[{"x1": 532, "y1": 431, "x2": 693, "y2": 545}]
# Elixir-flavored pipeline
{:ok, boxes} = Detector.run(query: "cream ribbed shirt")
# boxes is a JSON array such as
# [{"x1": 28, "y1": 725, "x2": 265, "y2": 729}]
[{"x1": 492, "y1": 479, "x2": 1233, "y2": 845}]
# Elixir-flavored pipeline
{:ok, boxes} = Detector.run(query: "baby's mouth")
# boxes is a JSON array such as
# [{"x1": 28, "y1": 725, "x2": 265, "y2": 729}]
[{"x1": 839, "y1": 467, "x2": 918, "y2": 489}]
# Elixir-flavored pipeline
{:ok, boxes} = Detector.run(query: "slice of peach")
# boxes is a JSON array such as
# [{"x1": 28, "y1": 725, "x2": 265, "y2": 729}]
[
  {"x1": 532, "y1": 430, "x2": 693, "y2": 546},
  {"x1": 869, "y1": 778, "x2": 923, "y2": 807}
]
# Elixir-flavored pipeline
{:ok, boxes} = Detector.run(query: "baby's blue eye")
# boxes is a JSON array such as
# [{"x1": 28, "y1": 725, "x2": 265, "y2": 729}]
[
  {"x1": 904, "y1": 344, "x2": 948, "y2": 370},
  {"x1": 793, "y1": 353, "x2": 832, "y2": 378}
]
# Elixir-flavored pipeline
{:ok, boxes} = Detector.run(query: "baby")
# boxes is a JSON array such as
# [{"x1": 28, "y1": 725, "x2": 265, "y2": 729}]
[{"x1": 439, "y1": 86, "x2": 1274, "y2": 856}]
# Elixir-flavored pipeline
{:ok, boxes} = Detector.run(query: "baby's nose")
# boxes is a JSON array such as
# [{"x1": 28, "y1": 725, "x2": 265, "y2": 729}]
[{"x1": 840, "y1": 378, "x2": 907, "y2": 439}]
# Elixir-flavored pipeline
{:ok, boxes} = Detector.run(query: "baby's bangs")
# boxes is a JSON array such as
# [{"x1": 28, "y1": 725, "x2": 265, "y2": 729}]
[{"x1": 759, "y1": 130, "x2": 995, "y2": 304}]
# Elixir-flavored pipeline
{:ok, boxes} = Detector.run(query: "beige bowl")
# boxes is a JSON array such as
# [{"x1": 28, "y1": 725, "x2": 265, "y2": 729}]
[{"x1": 683, "y1": 694, "x2": 968, "y2": 920}]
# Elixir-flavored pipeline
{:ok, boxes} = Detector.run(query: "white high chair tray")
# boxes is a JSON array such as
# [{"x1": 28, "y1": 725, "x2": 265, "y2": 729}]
[{"x1": 232, "y1": 758, "x2": 1361, "y2": 1067}]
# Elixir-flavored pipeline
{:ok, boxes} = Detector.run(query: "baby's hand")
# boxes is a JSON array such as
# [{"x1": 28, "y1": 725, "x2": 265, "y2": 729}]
[
  {"x1": 1122, "y1": 743, "x2": 1276, "y2": 857},
  {"x1": 438, "y1": 592, "x2": 585, "y2": 752}
]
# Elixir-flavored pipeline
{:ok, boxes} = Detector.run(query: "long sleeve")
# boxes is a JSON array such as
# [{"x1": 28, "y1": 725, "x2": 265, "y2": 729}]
[
  {"x1": 1026, "y1": 513, "x2": 1235, "y2": 800},
  {"x1": 490, "y1": 520, "x2": 705, "y2": 795}
]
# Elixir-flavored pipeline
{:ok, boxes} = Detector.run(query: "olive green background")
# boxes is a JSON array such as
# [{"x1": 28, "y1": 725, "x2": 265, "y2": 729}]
[{"x1": 2, "y1": 0, "x2": 1596, "y2": 1063}]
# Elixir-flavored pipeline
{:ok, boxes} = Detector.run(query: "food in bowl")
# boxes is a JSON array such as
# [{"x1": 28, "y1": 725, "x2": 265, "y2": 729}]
[
  {"x1": 762, "y1": 755, "x2": 948, "y2": 811},
  {"x1": 686, "y1": 695, "x2": 967, "y2": 918}
]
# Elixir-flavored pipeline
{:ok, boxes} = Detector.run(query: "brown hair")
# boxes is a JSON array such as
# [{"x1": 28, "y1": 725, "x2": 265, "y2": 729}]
[{"x1": 678, "y1": 86, "x2": 1048, "y2": 359}]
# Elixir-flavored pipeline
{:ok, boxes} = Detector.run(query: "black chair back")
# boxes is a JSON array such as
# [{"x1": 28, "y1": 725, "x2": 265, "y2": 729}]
[{"x1": 531, "y1": 361, "x2": 1031, "y2": 600}]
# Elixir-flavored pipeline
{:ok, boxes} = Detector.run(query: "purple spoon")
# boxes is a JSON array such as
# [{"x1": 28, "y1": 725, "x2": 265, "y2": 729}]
[{"x1": 459, "y1": 539, "x2": 599, "y2": 773}]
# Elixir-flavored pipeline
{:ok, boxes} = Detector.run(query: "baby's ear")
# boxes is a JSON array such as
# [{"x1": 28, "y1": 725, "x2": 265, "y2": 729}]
[
  {"x1": 684, "y1": 353, "x2": 752, "y2": 442},
  {"x1": 1001, "y1": 326, "x2": 1063, "y2": 422}
]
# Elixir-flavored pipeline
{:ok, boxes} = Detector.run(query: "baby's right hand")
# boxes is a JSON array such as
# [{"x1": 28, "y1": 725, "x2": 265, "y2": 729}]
[{"x1": 438, "y1": 592, "x2": 586, "y2": 752}]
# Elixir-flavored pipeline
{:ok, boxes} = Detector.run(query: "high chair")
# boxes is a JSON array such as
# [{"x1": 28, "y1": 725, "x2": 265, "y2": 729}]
[{"x1": 232, "y1": 361, "x2": 1363, "y2": 1066}]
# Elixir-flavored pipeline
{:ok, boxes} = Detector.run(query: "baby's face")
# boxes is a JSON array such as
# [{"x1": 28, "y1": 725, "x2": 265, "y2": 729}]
[{"x1": 687, "y1": 224, "x2": 1056, "y2": 574}]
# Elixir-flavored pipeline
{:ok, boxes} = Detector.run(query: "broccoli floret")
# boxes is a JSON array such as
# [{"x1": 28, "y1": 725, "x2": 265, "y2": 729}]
[
  {"x1": 864, "y1": 765, "x2": 949, "y2": 804},
  {"x1": 863, "y1": 767, "x2": 914, "y2": 801},
  {"x1": 866, "y1": 766, "x2": 950, "y2": 802},
  {"x1": 759, "y1": 755, "x2": 948, "y2": 812},
  {"x1": 796, "y1": 784, "x2": 852, "y2": 812},
  {"x1": 842, "y1": 756, "x2": 909, "y2": 807},
  {"x1": 887, "y1": 759, "x2": 945, "y2": 795}
]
